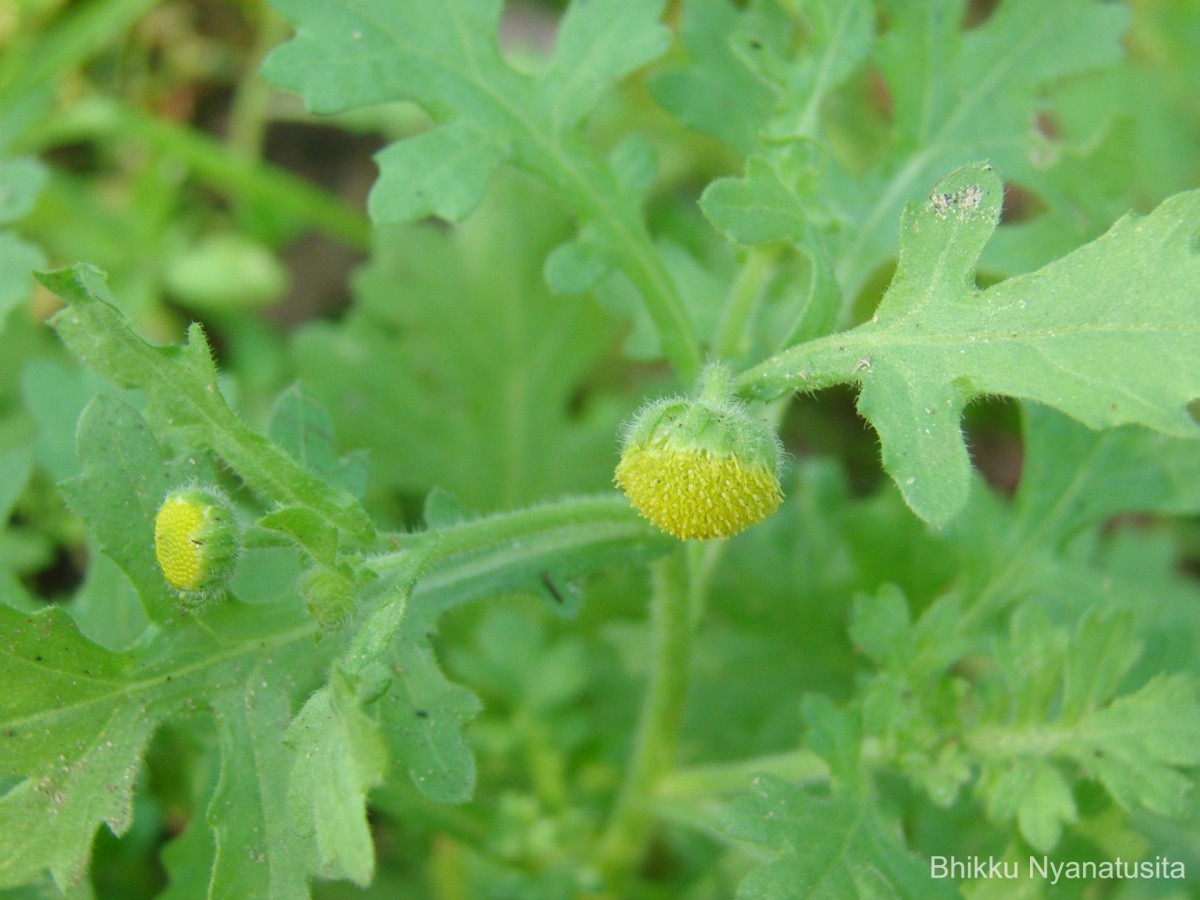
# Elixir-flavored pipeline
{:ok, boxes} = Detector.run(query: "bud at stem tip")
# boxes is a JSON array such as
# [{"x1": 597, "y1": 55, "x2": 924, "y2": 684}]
[
  {"x1": 154, "y1": 485, "x2": 241, "y2": 599},
  {"x1": 615, "y1": 364, "x2": 783, "y2": 540}
]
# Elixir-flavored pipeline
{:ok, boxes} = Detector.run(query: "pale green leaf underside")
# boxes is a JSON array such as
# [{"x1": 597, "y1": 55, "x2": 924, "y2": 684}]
[
  {"x1": 286, "y1": 671, "x2": 385, "y2": 886},
  {"x1": 740, "y1": 164, "x2": 1200, "y2": 525}
]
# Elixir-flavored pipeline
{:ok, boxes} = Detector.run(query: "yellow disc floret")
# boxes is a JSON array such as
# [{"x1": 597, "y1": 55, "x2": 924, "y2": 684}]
[
  {"x1": 155, "y1": 495, "x2": 207, "y2": 590},
  {"x1": 154, "y1": 485, "x2": 241, "y2": 600},
  {"x1": 616, "y1": 444, "x2": 782, "y2": 540}
]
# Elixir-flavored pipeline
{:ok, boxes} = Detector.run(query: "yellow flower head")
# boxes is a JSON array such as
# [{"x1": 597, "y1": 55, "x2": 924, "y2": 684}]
[
  {"x1": 154, "y1": 485, "x2": 240, "y2": 600},
  {"x1": 615, "y1": 365, "x2": 783, "y2": 541}
]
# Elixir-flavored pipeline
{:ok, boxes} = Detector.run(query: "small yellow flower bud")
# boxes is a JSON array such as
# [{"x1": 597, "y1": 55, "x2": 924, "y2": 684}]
[
  {"x1": 615, "y1": 365, "x2": 783, "y2": 540},
  {"x1": 154, "y1": 485, "x2": 241, "y2": 601}
]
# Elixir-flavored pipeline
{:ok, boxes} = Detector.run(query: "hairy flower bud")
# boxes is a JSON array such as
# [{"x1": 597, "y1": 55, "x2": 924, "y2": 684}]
[
  {"x1": 300, "y1": 567, "x2": 356, "y2": 632},
  {"x1": 154, "y1": 485, "x2": 241, "y2": 601},
  {"x1": 615, "y1": 365, "x2": 783, "y2": 540}
]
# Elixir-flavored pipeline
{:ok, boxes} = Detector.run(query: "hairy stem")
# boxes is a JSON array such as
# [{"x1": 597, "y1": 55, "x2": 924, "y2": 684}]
[
  {"x1": 374, "y1": 494, "x2": 662, "y2": 570},
  {"x1": 714, "y1": 244, "x2": 781, "y2": 359},
  {"x1": 657, "y1": 750, "x2": 829, "y2": 800},
  {"x1": 557, "y1": 149, "x2": 704, "y2": 382},
  {"x1": 595, "y1": 547, "x2": 693, "y2": 882}
]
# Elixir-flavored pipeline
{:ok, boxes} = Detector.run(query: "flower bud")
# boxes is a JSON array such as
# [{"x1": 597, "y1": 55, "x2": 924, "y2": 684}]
[
  {"x1": 299, "y1": 567, "x2": 356, "y2": 632},
  {"x1": 615, "y1": 365, "x2": 783, "y2": 540},
  {"x1": 154, "y1": 485, "x2": 241, "y2": 601}
]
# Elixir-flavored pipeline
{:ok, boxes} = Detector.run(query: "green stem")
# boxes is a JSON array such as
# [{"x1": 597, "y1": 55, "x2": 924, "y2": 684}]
[
  {"x1": 373, "y1": 494, "x2": 661, "y2": 570},
  {"x1": 226, "y1": 1, "x2": 292, "y2": 161},
  {"x1": 733, "y1": 330, "x2": 865, "y2": 402},
  {"x1": 685, "y1": 540, "x2": 723, "y2": 626},
  {"x1": 657, "y1": 750, "x2": 829, "y2": 800},
  {"x1": 696, "y1": 361, "x2": 732, "y2": 405},
  {"x1": 595, "y1": 548, "x2": 693, "y2": 881},
  {"x1": 559, "y1": 150, "x2": 703, "y2": 382},
  {"x1": 714, "y1": 245, "x2": 781, "y2": 359}
]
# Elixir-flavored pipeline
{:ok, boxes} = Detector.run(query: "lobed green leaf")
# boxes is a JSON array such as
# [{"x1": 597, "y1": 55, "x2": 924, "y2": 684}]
[
  {"x1": 723, "y1": 774, "x2": 955, "y2": 900},
  {"x1": 285, "y1": 670, "x2": 385, "y2": 885},
  {"x1": 40, "y1": 264, "x2": 374, "y2": 543},
  {"x1": 740, "y1": 165, "x2": 1200, "y2": 525},
  {"x1": 264, "y1": 0, "x2": 702, "y2": 378}
]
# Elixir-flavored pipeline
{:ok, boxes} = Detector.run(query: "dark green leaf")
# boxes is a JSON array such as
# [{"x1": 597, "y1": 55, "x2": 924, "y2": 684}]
[
  {"x1": 292, "y1": 185, "x2": 622, "y2": 511},
  {"x1": 264, "y1": 0, "x2": 702, "y2": 378}
]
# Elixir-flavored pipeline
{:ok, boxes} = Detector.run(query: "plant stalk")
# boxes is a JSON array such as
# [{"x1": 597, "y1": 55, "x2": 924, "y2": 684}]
[
  {"x1": 373, "y1": 494, "x2": 663, "y2": 570},
  {"x1": 226, "y1": 1, "x2": 292, "y2": 161},
  {"x1": 714, "y1": 244, "x2": 780, "y2": 359},
  {"x1": 595, "y1": 547, "x2": 693, "y2": 882}
]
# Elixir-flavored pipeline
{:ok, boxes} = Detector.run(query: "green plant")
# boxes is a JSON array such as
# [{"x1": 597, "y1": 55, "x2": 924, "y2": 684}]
[{"x1": 2, "y1": 0, "x2": 1200, "y2": 897}]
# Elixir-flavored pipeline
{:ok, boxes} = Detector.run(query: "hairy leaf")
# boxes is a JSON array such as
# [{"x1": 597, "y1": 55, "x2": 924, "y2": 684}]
[
  {"x1": 285, "y1": 670, "x2": 385, "y2": 885},
  {"x1": 971, "y1": 606, "x2": 1200, "y2": 849},
  {"x1": 686, "y1": 0, "x2": 1130, "y2": 304},
  {"x1": 740, "y1": 165, "x2": 1200, "y2": 524},
  {"x1": 40, "y1": 264, "x2": 373, "y2": 542},
  {"x1": 0, "y1": 602, "x2": 317, "y2": 890},
  {"x1": 847, "y1": 0, "x2": 1129, "y2": 291}
]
